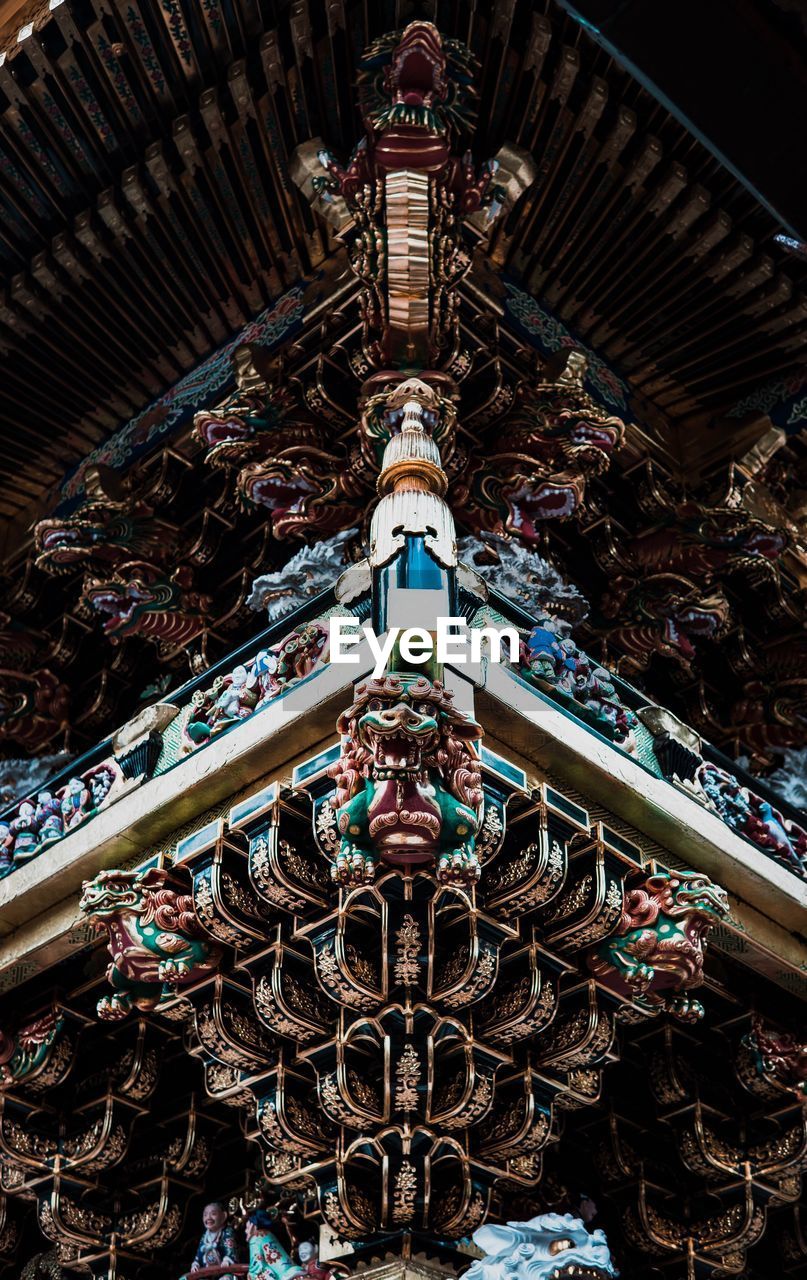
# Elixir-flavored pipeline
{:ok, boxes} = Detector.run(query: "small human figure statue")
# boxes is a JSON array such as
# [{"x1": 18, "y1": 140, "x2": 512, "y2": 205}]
[
  {"x1": 186, "y1": 1201, "x2": 241, "y2": 1277},
  {"x1": 61, "y1": 777, "x2": 91, "y2": 830},
  {"x1": 10, "y1": 800, "x2": 39, "y2": 860},
  {"x1": 35, "y1": 790, "x2": 64, "y2": 844},
  {"x1": 0, "y1": 822, "x2": 13, "y2": 876},
  {"x1": 254, "y1": 649, "x2": 280, "y2": 707},
  {"x1": 245, "y1": 1209, "x2": 297, "y2": 1280},
  {"x1": 291, "y1": 1240, "x2": 341, "y2": 1280},
  {"x1": 211, "y1": 665, "x2": 259, "y2": 730}
]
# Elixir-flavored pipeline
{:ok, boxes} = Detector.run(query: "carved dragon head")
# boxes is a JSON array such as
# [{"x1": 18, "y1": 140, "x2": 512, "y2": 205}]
[
  {"x1": 469, "y1": 1213, "x2": 618, "y2": 1280},
  {"x1": 84, "y1": 561, "x2": 209, "y2": 649},
  {"x1": 34, "y1": 466, "x2": 170, "y2": 574},
  {"x1": 359, "y1": 20, "x2": 477, "y2": 147},
  {"x1": 237, "y1": 450, "x2": 360, "y2": 540},
  {"x1": 600, "y1": 576, "x2": 730, "y2": 668}
]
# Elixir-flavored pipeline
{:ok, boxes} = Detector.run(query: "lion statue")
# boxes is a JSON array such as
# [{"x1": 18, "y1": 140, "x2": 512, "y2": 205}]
[
  {"x1": 327, "y1": 674, "x2": 484, "y2": 886},
  {"x1": 587, "y1": 869, "x2": 729, "y2": 1022},
  {"x1": 79, "y1": 867, "x2": 221, "y2": 1020}
]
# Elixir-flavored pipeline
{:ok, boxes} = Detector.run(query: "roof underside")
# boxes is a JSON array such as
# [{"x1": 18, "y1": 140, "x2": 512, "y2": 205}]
[{"x1": 0, "y1": 0, "x2": 803, "y2": 541}]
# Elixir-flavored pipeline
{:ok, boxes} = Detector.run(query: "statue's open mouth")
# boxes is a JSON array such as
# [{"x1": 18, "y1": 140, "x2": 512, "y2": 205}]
[
  {"x1": 371, "y1": 730, "x2": 424, "y2": 772},
  {"x1": 397, "y1": 50, "x2": 438, "y2": 105},
  {"x1": 506, "y1": 481, "x2": 579, "y2": 537},
  {"x1": 243, "y1": 472, "x2": 319, "y2": 513},
  {"x1": 567, "y1": 421, "x2": 620, "y2": 452},
  {"x1": 662, "y1": 616, "x2": 696, "y2": 659},
  {"x1": 392, "y1": 24, "x2": 446, "y2": 106},
  {"x1": 744, "y1": 528, "x2": 786, "y2": 559},
  {"x1": 547, "y1": 1267, "x2": 613, "y2": 1280},
  {"x1": 41, "y1": 527, "x2": 82, "y2": 548},
  {"x1": 198, "y1": 417, "x2": 254, "y2": 450},
  {"x1": 87, "y1": 588, "x2": 140, "y2": 633}
]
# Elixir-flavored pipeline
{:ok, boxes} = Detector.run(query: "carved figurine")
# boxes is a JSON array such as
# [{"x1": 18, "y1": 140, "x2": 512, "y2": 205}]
[
  {"x1": 185, "y1": 625, "x2": 329, "y2": 748},
  {"x1": 468, "y1": 1213, "x2": 618, "y2": 1280},
  {"x1": 245, "y1": 1210, "x2": 297, "y2": 1280},
  {"x1": 79, "y1": 867, "x2": 222, "y2": 1020},
  {"x1": 519, "y1": 615, "x2": 637, "y2": 747},
  {"x1": 0, "y1": 1010, "x2": 64, "y2": 1087},
  {"x1": 185, "y1": 1201, "x2": 241, "y2": 1278},
  {"x1": 9, "y1": 800, "x2": 38, "y2": 860},
  {"x1": 744, "y1": 1015, "x2": 807, "y2": 1096},
  {"x1": 34, "y1": 791, "x2": 63, "y2": 844},
  {"x1": 0, "y1": 822, "x2": 13, "y2": 876},
  {"x1": 290, "y1": 1242, "x2": 344, "y2": 1280},
  {"x1": 188, "y1": 664, "x2": 260, "y2": 745},
  {"x1": 327, "y1": 674, "x2": 484, "y2": 886},
  {"x1": 60, "y1": 776, "x2": 92, "y2": 830},
  {"x1": 588, "y1": 870, "x2": 729, "y2": 1021},
  {"x1": 696, "y1": 763, "x2": 807, "y2": 873},
  {"x1": 259, "y1": 623, "x2": 329, "y2": 704},
  {"x1": 316, "y1": 23, "x2": 502, "y2": 217}
]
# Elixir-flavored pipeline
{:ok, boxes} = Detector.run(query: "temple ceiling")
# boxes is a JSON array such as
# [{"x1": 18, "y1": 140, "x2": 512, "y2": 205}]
[
  {"x1": 0, "y1": 0, "x2": 803, "y2": 536},
  {"x1": 0, "y1": 0, "x2": 804, "y2": 792}
]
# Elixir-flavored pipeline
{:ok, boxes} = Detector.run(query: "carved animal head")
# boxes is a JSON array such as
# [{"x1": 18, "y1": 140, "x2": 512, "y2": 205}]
[
  {"x1": 359, "y1": 21, "x2": 477, "y2": 143},
  {"x1": 601, "y1": 577, "x2": 730, "y2": 668},
  {"x1": 80, "y1": 866, "x2": 202, "y2": 938},
  {"x1": 469, "y1": 1213, "x2": 618, "y2": 1280},
  {"x1": 238, "y1": 450, "x2": 357, "y2": 540},
  {"x1": 746, "y1": 1016, "x2": 807, "y2": 1093},
  {"x1": 34, "y1": 466, "x2": 167, "y2": 574},
  {"x1": 332, "y1": 675, "x2": 483, "y2": 809},
  {"x1": 35, "y1": 511, "x2": 121, "y2": 572},
  {"x1": 695, "y1": 510, "x2": 787, "y2": 563},
  {"x1": 508, "y1": 357, "x2": 626, "y2": 469},
  {"x1": 193, "y1": 403, "x2": 266, "y2": 467},
  {"x1": 458, "y1": 535, "x2": 589, "y2": 622},
  {"x1": 644, "y1": 870, "x2": 730, "y2": 925},
  {"x1": 79, "y1": 867, "x2": 163, "y2": 920},
  {"x1": 0, "y1": 669, "x2": 69, "y2": 752},
  {"x1": 658, "y1": 591, "x2": 730, "y2": 660},
  {"x1": 360, "y1": 376, "x2": 457, "y2": 471},
  {"x1": 502, "y1": 472, "x2": 586, "y2": 531},
  {"x1": 467, "y1": 464, "x2": 587, "y2": 540},
  {"x1": 384, "y1": 22, "x2": 448, "y2": 110},
  {"x1": 248, "y1": 531, "x2": 358, "y2": 622},
  {"x1": 358, "y1": 692, "x2": 441, "y2": 779},
  {"x1": 84, "y1": 561, "x2": 209, "y2": 648},
  {"x1": 193, "y1": 394, "x2": 294, "y2": 470}
]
